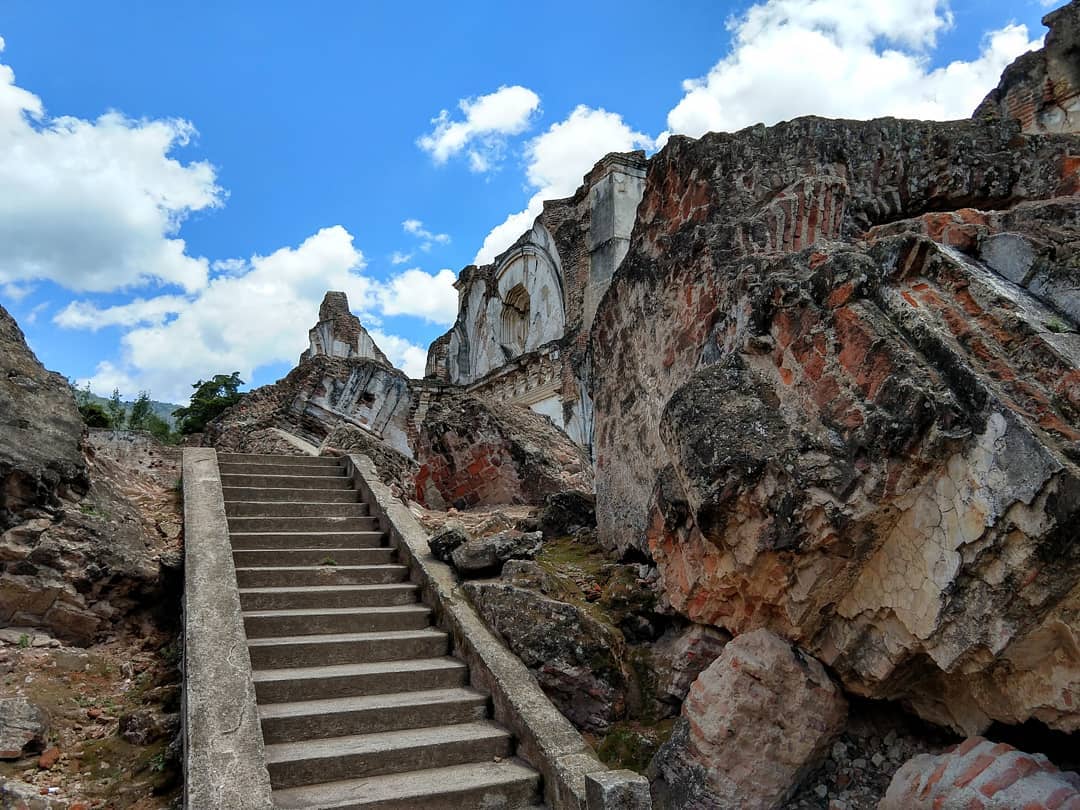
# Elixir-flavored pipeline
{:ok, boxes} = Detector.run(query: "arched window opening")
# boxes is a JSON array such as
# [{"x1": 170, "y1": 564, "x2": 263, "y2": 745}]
[{"x1": 500, "y1": 284, "x2": 530, "y2": 354}]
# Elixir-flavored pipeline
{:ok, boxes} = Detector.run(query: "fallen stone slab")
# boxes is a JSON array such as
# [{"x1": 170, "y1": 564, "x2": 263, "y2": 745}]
[{"x1": 880, "y1": 737, "x2": 1080, "y2": 809}]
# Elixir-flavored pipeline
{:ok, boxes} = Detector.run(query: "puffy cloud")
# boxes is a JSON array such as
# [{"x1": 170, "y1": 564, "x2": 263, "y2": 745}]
[
  {"x1": 473, "y1": 106, "x2": 653, "y2": 264},
  {"x1": 418, "y1": 85, "x2": 541, "y2": 171},
  {"x1": 59, "y1": 226, "x2": 448, "y2": 398},
  {"x1": 402, "y1": 218, "x2": 450, "y2": 252},
  {"x1": 54, "y1": 295, "x2": 189, "y2": 330},
  {"x1": 663, "y1": 0, "x2": 1041, "y2": 140},
  {"x1": 375, "y1": 267, "x2": 458, "y2": 325},
  {"x1": 1, "y1": 282, "x2": 32, "y2": 302},
  {"x1": 65, "y1": 226, "x2": 369, "y2": 400},
  {"x1": 0, "y1": 47, "x2": 222, "y2": 293},
  {"x1": 368, "y1": 330, "x2": 428, "y2": 379}
]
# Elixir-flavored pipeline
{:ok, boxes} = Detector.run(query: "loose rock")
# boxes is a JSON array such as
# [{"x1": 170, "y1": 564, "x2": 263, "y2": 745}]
[
  {"x1": 450, "y1": 530, "x2": 543, "y2": 577},
  {"x1": 881, "y1": 737, "x2": 1080, "y2": 809},
  {"x1": 650, "y1": 629, "x2": 847, "y2": 809},
  {"x1": 0, "y1": 698, "x2": 48, "y2": 760}
]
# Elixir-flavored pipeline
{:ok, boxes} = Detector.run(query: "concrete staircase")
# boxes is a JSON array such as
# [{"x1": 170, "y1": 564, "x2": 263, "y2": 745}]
[{"x1": 219, "y1": 452, "x2": 543, "y2": 809}]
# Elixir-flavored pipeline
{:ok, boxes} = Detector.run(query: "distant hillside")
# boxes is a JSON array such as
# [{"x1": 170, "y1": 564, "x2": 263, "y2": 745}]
[{"x1": 74, "y1": 389, "x2": 183, "y2": 428}]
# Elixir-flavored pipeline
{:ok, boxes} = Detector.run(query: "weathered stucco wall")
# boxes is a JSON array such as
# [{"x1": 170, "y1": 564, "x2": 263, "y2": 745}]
[{"x1": 427, "y1": 152, "x2": 648, "y2": 448}]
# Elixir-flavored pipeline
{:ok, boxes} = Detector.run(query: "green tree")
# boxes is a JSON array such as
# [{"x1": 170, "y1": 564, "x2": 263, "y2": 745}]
[
  {"x1": 172, "y1": 372, "x2": 244, "y2": 435},
  {"x1": 106, "y1": 388, "x2": 125, "y2": 429},
  {"x1": 128, "y1": 391, "x2": 153, "y2": 431},
  {"x1": 79, "y1": 401, "x2": 112, "y2": 428},
  {"x1": 146, "y1": 413, "x2": 176, "y2": 444}
]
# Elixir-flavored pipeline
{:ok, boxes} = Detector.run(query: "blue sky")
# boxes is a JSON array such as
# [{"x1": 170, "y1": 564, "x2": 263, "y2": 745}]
[{"x1": 0, "y1": 0, "x2": 1059, "y2": 403}]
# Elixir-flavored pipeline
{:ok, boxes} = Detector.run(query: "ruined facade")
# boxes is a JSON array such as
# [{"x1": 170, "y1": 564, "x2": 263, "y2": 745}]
[
  {"x1": 426, "y1": 152, "x2": 648, "y2": 449},
  {"x1": 976, "y1": 2, "x2": 1080, "y2": 135},
  {"x1": 209, "y1": 295, "x2": 416, "y2": 457},
  {"x1": 300, "y1": 290, "x2": 390, "y2": 366}
]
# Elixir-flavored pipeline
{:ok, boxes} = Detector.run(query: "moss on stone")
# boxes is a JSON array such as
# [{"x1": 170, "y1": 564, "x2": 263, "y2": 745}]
[{"x1": 594, "y1": 719, "x2": 676, "y2": 774}]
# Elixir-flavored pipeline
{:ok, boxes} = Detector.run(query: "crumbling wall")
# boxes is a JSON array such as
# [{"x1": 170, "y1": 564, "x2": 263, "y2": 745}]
[
  {"x1": 426, "y1": 152, "x2": 648, "y2": 448},
  {"x1": 975, "y1": 2, "x2": 1080, "y2": 134}
]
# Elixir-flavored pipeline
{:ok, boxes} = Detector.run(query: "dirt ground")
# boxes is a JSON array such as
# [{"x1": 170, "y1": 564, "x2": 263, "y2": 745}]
[{"x1": 1, "y1": 433, "x2": 184, "y2": 810}]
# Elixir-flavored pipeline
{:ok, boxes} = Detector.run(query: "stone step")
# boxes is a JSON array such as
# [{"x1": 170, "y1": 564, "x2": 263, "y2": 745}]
[
  {"x1": 235, "y1": 564, "x2": 409, "y2": 589},
  {"x1": 265, "y1": 722, "x2": 514, "y2": 789},
  {"x1": 239, "y1": 584, "x2": 417, "y2": 611},
  {"x1": 252, "y1": 658, "x2": 468, "y2": 703},
  {"x1": 233, "y1": 547, "x2": 395, "y2": 568},
  {"x1": 221, "y1": 473, "x2": 353, "y2": 490},
  {"x1": 218, "y1": 453, "x2": 341, "y2": 467},
  {"x1": 219, "y1": 461, "x2": 347, "y2": 478},
  {"x1": 243, "y1": 605, "x2": 432, "y2": 638},
  {"x1": 229, "y1": 531, "x2": 384, "y2": 550},
  {"x1": 248, "y1": 629, "x2": 449, "y2": 669},
  {"x1": 270, "y1": 758, "x2": 542, "y2": 809},
  {"x1": 259, "y1": 687, "x2": 489, "y2": 744},
  {"x1": 224, "y1": 507, "x2": 375, "y2": 527},
  {"x1": 223, "y1": 490, "x2": 361, "y2": 507}
]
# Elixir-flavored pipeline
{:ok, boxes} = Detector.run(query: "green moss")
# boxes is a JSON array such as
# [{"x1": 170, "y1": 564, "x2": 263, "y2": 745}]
[
  {"x1": 536, "y1": 535, "x2": 608, "y2": 578},
  {"x1": 627, "y1": 646, "x2": 662, "y2": 724},
  {"x1": 594, "y1": 720, "x2": 676, "y2": 774},
  {"x1": 1045, "y1": 317, "x2": 1071, "y2": 334}
]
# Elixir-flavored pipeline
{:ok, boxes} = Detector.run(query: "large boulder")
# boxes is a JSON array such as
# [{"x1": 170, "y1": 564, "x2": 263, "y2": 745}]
[
  {"x1": 589, "y1": 104, "x2": 1080, "y2": 734},
  {"x1": 0, "y1": 305, "x2": 163, "y2": 645},
  {"x1": 881, "y1": 737, "x2": 1080, "y2": 809},
  {"x1": 463, "y1": 581, "x2": 627, "y2": 732},
  {"x1": 650, "y1": 623, "x2": 730, "y2": 708},
  {"x1": 0, "y1": 698, "x2": 48, "y2": 760},
  {"x1": 539, "y1": 490, "x2": 597, "y2": 538},
  {"x1": 650, "y1": 629, "x2": 847, "y2": 810},
  {"x1": 0, "y1": 306, "x2": 88, "y2": 528},
  {"x1": 414, "y1": 393, "x2": 592, "y2": 510}
]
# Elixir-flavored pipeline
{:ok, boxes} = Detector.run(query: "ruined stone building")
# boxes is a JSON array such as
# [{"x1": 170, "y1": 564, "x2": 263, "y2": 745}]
[{"x1": 425, "y1": 152, "x2": 647, "y2": 450}]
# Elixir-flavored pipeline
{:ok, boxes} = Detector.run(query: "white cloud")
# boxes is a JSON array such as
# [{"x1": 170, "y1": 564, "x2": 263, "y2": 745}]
[
  {"x1": 402, "y1": 218, "x2": 450, "y2": 252},
  {"x1": 368, "y1": 330, "x2": 428, "y2": 379},
  {"x1": 211, "y1": 257, "x2": 247, "y2": 276},
  {"x1": 662, "y1": 0, "x2": 1041, "y2": 140},
  {"x1": 1, "y1": 282, "x2": 32, "y2": 302},
  {"x1": 59, "y1": 226, "x2": 458, "y2": 397},
  {"x1": 0, "y1": 50, "x2": 222, "y2": 293},
  {"x1": 418, "y1": 85, "x2": 541, "y2": 172},
  {"x1": 54, "y1": 295, "x2": 189, "y2": 330},
  {"x1": 376, "y1": 267, "x2": 458, "y2": 325},
  {"x1": 390, "y1": 251, "x2": 413, "y2": 265},
  {"x1": 65, "y1": 227, "x2": 374, "y2": 400},
  {"x1": 474, "y1": 105, "x2": 653, "y2": 264},
  {"x1": 23, "y1": 302, "x2": 48, "y2": 325}
]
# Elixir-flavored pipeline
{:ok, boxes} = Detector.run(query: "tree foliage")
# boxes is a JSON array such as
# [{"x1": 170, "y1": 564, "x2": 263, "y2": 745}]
[
  {"x1": 127, "y1": 391, "x2": 154, "y2": 430},
  {"x1": 106, "y1": 388, "x2": 126, "y2": 428},
  {"x1": 172, "y1": 372, "x2": 244, "y2": 435},
  {"x1": 79, "y1": 402, "x2": 112, "y2": 428}
]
